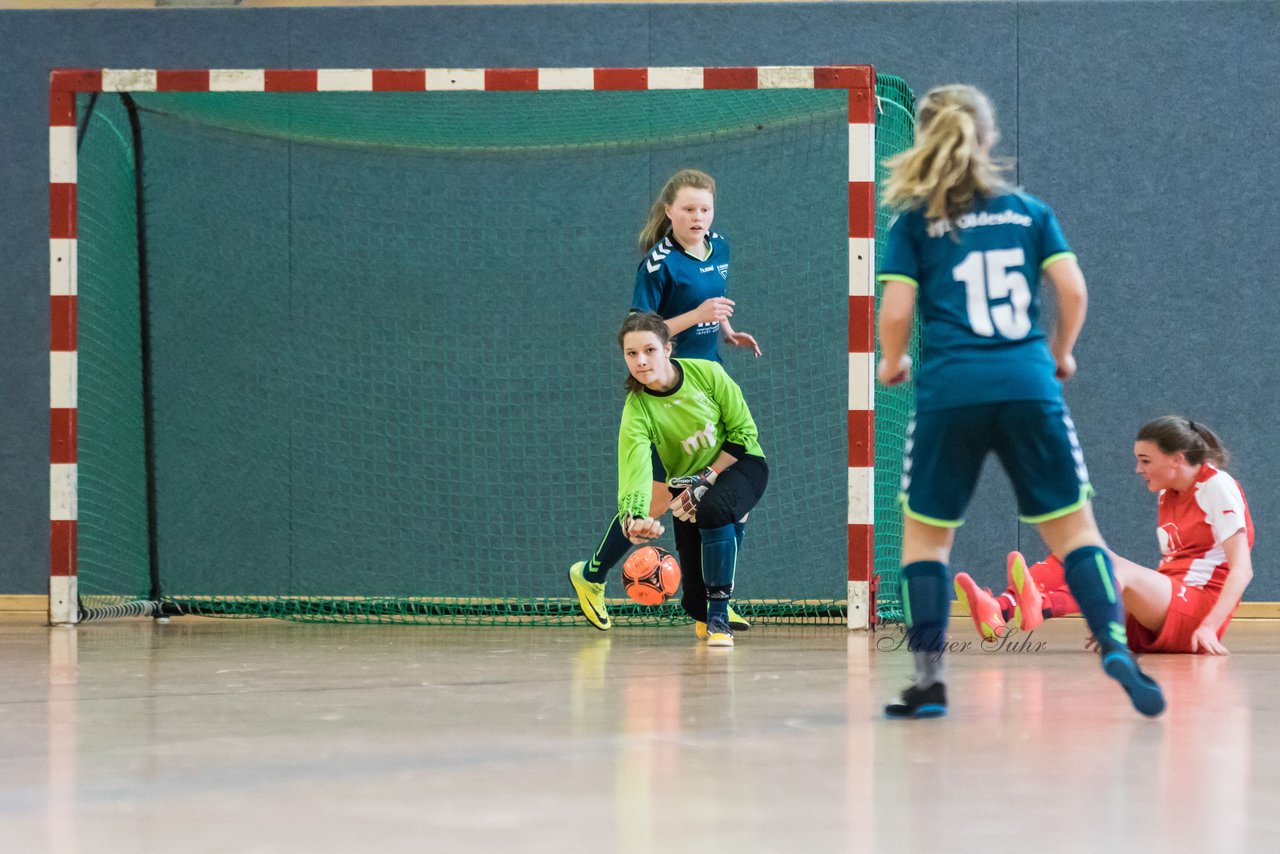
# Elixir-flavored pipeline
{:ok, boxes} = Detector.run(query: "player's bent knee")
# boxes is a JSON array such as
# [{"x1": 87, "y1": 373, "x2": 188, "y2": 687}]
[
  {"x1": 1036, "y1": 505, "x2": 1102, "y2": 557},
  {"x1": 695, "y1": 490, "x2": 739, "y2": 529}
]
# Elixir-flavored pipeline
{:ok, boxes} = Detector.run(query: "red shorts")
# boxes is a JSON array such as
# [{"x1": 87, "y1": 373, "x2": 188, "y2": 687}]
[{"x1": 1125, "y1": 582, "x2": 1232, "y2": 654}]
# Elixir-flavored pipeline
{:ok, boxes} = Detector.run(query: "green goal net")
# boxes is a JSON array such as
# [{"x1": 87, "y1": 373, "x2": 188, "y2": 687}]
[
  {"x1": 871, "y1": 75, "x2": 918, "y2": 623},
  {"x1": 72, "y1": 74, "x2": 915, "y2": 625}
]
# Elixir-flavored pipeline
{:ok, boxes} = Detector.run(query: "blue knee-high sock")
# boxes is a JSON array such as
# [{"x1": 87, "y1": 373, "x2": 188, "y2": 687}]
[
  {"x1": 902, "y1": 561, "x2": 950, "y2": 687},
  {"x1": 1062, "y1": 546, "x2": 1129, "y2": 654},
  {"x1": 902, "y1": 561, "x2": 950, "y2": 654},
  {"x1": 734, "y1": 520, "x2": 746, "y2": 553},
  {"x1": 701, "y1": 523, "x2": 737, "y2": 624},
  {"x1": 582, "y1": 515, "x2": 631, "y2": 583}
]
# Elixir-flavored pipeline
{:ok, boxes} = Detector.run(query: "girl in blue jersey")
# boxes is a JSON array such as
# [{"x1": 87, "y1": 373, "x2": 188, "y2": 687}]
[
  {"x1": 633, "y1": 169, "x2": 761, "y2": 362},
  {"x1": 569, "y1": 170, "x2": 759, "y2": 636},
  {"x1": 876, "y1": 85, "x2": 1165, "y2": 718}
]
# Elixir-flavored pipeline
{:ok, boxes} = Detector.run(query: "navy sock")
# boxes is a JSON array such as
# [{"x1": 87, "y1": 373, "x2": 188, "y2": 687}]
[
  {"x1": 582, "y1": 515, "x2": 631, "y2": 583},
  {"x1": 728, "y1": 522, "x2": 746, "y2": 616},
  {"x1": 1062, "y1": 546, "x2": 1129, "y2": 654},
  {"x1": 901, "y1": 561, "x2": 950, "y2": 655},
  {"x1": 701, "y1": 523, "x2": 737, "y2": 624}
]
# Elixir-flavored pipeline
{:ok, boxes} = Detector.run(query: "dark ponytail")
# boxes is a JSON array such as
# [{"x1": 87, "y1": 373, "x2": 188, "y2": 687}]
[{"x1": 1136, "y1": 416, "x2": 1229, "y2": 469}]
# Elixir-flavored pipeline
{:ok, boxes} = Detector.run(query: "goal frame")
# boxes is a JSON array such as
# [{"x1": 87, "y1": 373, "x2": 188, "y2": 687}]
[{"x1": 47, "y1": 65, "x2": 878, "y2": 629}]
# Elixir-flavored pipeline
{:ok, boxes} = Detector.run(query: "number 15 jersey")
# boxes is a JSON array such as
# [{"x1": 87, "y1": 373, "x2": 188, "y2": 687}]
[{"x1": 878, "y1": 191, "x2": 1075, "y2": 413}]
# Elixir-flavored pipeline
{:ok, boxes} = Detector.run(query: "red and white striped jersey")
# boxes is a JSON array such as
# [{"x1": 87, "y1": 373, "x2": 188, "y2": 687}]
[{"x1": 1155, "y1": 464, "x2": 1254, "y2": 593}]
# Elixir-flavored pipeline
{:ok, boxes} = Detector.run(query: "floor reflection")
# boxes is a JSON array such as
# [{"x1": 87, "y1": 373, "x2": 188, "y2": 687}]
[{"x1": 0, "y1": 618, "x2": 1274, "y2": 852}]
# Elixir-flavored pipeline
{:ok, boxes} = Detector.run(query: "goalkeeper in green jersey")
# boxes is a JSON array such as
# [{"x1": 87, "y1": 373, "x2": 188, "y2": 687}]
[
  {"x1": 571, "y1": 169, "x2": 756, "y2": 639},
  {"x1": 569, "y1": 312, "x2": 769, "y2": 647}
]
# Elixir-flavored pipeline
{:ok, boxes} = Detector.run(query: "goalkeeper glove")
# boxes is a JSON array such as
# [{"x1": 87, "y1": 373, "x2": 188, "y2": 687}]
[{"x1": 668, "y1": 467, "x2": 718, "y2": 522}]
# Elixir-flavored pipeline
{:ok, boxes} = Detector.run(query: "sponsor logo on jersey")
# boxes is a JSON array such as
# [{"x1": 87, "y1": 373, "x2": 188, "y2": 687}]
[
  {"x1": 1157, "y1": 523, "x2": 1185, "y2": 556},
  {"x1": 927, "y1": 209, "x2": 1034, "y2": 238},
  {"x1": 680, "y1": 421, "x2": 717, "y2": 455},
  {"x1": 664, "y1": 390, "x2": 708, "y2": 409},
  {"x1": 717, "y1": 263, "x2": 729, "y2": 279}
]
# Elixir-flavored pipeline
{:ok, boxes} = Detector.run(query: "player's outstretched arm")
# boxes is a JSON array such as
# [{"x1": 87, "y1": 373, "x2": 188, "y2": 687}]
[
  {"x1": 719, "y1": 318, "x2": 761, "y2": 357},
  {"x1": 1043, "y1": 256, "x2": 1087, "y2": 381},
  {"x1": 1191, "y1": 531, "x2": 1253, "y2": 655},
  {"x1": 876, "y1": 280, "x2": 915, "y2": 386}
]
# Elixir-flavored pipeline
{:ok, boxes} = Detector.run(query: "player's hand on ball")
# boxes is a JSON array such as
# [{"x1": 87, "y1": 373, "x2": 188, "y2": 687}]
[
  {"x1": 668, "y1": 467, "x2": 718, "y2": 522},
  {"x1": 623, "y1": 516, "x2": 665, "y2": 544},
  {"x1": 877, "y1": 354, "x2": 912, "y2": 386}
]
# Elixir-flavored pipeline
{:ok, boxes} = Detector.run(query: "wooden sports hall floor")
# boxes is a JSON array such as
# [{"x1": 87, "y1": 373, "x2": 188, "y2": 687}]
[{"x1": 1, "y1": 616, "x2": 1278, "y2": 853}]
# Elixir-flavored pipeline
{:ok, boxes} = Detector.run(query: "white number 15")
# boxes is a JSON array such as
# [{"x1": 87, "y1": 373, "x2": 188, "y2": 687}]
[{"x1": 953, "y1": 249, "x2": 1032, "y2": 339}]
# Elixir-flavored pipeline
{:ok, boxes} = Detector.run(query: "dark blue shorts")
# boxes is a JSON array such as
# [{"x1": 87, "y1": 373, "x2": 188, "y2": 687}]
[{"x1": 899, "y1": 400, "x2": 1094, "y2": 527}]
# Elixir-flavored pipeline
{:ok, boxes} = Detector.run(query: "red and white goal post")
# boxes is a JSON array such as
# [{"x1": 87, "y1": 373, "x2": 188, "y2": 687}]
[{"x1": 47, "y1": 65, "x2": 879, "y2": 629}]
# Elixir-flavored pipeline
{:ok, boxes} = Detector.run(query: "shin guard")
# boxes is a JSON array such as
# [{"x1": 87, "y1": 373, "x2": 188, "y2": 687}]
[
  {"x1": 902, "y1": 561, "x2": 950, "y2": 654},
  {"x1": 1063, "y1": 546, "x2": 1128, "y2": 654},
  {"x1": 701, "y1": 523, "x2": 737, "y2": 624}
]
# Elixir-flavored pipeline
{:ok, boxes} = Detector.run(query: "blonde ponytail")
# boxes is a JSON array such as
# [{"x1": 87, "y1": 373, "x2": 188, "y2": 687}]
[{"x1": 883, "y1": 85, "x2": 1007, "y2": 224}]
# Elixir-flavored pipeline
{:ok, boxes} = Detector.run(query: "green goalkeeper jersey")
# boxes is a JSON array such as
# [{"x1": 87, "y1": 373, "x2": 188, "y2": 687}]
[{"x1": 617, "y1": 358, "x2": 765, "y2": 521}]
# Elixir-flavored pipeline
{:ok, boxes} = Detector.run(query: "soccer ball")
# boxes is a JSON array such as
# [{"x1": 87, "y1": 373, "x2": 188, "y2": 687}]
[{"x1": 622, "y1": 546, "x2": 681, "y2": 605}]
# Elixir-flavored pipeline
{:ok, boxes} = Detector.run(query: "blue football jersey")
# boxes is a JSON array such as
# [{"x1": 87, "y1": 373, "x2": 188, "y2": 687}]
[
  {"x1": 878, "y1": 192, "x2": 1076, "y2": 412},
  {"x1": 631, "y1": 232, "x2": 730, "y2": 362}
]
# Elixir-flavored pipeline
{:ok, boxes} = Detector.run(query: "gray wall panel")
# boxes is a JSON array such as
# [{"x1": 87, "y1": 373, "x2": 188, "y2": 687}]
[
  {"x1": 1015, "y1": 0, "x2": 1280, "y2": 588},
  {"x1": 286, "y1": 6, "x2": 653, "y2": 67},
  {"x1": 0, "y1": 9, "x2": 298, "y2": 599}
]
